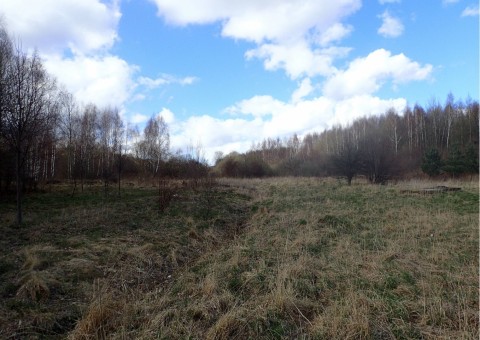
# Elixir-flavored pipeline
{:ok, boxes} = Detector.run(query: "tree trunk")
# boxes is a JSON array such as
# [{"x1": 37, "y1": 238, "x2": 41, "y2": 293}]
[
  {"x1": 118, "y1": 152, "x2": 121, "y2": 196},
  {"x1": 16, "y1": 148, "x2": 22, "y2": 225},
  {"x1": 347, "y1": 175, "x2": 352, "y2": 186}
]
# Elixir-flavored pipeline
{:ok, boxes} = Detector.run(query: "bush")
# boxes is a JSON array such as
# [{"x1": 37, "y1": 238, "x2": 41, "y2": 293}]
[{"x1": 216, "y1": 153, "x2": 272, "y2": 178}]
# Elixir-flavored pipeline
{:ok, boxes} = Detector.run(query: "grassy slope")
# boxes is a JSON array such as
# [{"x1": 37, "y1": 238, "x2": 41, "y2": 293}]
[{"x1": 0, "y1": 177, "x2": 478, "y2": 339}]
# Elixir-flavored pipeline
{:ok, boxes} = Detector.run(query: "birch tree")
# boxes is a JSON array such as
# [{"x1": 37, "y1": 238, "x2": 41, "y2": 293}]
[
  {"x1": 138, "y1": 115, "x2": 170, "y2": 177},
  {"x1": 1, "y1": 44, "x2": 56, "y2": 224}
]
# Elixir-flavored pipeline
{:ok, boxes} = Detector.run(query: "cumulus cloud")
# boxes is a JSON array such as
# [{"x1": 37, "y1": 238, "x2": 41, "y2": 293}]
[
  {"x1": 316, "y1": 23, "x2": 354, "y2": 47},
  {"x1": 323, "y1": 49, "x2": 432, "y2": 100},
  {"x1": 2, "y1": 0, "x2": 436, "y2": 164},
  {"x1": 168, "y1": 92, "x2": 410, "y2": 163},
  {"x1": 43, "y1": 54, "x2": 138, "y2": 108},
  {"x1": 331, "y1": 95, "x2": 406, "y2": 126},
  {"x1": 170, "y1": 115, "x2": 264, "y2": 156},
  {"x1": 163, "y1": 46, "x2": 430, "y2": 162},
  {"x1": 461, "y1": 5, "x2": 480, "y2": 17},
  {"x1": 0, "y1": 0, "x2": 139, "y2": 111},
  {"x1": 0, "y1": 0, "x2": 199, "y2": 113},
  {"x1": 158, "y1": 108, "x2": 176, "y2": 124},
  {"x1": 225, "y1": 95, "x2": 285, "y2": 117},
  {"x1": 443, "y1": 0, "x2": 460, "y2": 5},
  {"x1": 378, "y1": 11, "x2": 404, "y2": 38},
  {"x1": 150, "y1": 0, "x2": 361, "y2": 41},
  {"x1": 1, "y1": 0, "x2": 120, "y2": 55},
  {"x1": 292, "y1": 78, "x2": 314, "y2": 103},
  {"x1": 246, "y1": 42, "x2": 351, "y2": 79},
  {"x1": 150, "y1": 0, "x2": 361, "y2": 78}
]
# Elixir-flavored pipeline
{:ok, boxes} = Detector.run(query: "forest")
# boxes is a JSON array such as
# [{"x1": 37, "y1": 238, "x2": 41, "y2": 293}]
[
  {"x1": 1, "y1": 23, "x2": 479, "y2": 222},
  {"x1": 216, "y1": 95, "x2": 479, "y2": 182}
]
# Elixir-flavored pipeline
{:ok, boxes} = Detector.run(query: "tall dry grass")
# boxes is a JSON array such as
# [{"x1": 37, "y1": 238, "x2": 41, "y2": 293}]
[
  {"x1": 120, "y1": 177, "x2": 478, "y2": 339},
  {"x1": 1, "y1": 177, "x2": 476, "y2": 339}
]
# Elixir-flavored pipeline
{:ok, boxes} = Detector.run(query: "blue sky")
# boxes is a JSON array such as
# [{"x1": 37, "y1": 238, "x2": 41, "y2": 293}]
[{"x1": 1, "y1": 0, "x2": 478, "y2": 160}]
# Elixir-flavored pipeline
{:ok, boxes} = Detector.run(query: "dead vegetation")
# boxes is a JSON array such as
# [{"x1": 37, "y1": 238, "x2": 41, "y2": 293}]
[
  {"x1": 0, "y1": 177, "x2": 478, "y2": 339},
  {"x1": 0, "y1": 179, "x2": 251, "y2": 338}
]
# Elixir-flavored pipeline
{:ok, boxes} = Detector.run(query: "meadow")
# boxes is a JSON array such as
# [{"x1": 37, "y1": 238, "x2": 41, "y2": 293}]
[{"x1": 0, "y1": 177, "x2": 478, "y2": 339}]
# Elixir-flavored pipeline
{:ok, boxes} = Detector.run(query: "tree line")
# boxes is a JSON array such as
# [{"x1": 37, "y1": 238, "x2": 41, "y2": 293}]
[
  {"x1": 0, "y1": 25, "x2": 202, "y2": 224},
  {"x1": 1, "y1": 22, "x2": 478, "y2": 223},
  {"x1": 214, "y1": 94, "x2": 479, "y2": 183}
]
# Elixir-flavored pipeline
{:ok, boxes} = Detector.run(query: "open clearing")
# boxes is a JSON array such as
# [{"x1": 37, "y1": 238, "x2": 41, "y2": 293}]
[{"x1": 0, "y1": 177, "x2": 478, "y2": 339}]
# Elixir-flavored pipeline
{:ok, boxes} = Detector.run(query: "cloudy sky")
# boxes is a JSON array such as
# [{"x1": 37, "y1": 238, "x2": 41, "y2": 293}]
[{"x1": 1, "y1": 0, "x2": 478, "y2": 160}]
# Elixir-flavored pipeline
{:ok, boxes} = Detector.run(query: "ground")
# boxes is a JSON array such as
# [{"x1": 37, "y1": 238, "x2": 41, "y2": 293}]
[{"x1": 0, "y1": 177, "x2": 478, "y2": 339}]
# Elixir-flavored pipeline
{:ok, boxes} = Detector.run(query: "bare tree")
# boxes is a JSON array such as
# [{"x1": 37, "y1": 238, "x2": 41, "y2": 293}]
[
  {"x1": 386, "y1": 109, "x2": 403, "y2": 155},
  {"x1": 99, "y1": 107, "x2": 112, "y2": 195},
  {"x1": 330, "y1": 131, "x2": 361, "y2": 185},
  {"x1": 111, "y1": 108, "x2": 123, "y2": 195},
  {"x1": 0, "y1": 24, "x2": 14, "y2": 196},
  {"x1": 137, "y1": 115, "x2": 170, "y2": 178},
  {"x1": 78, "y1": 104, "x2": 98, "y2": 191},
  {"x1": 213, "y1": 151, "x2": 224, "y2": 165},
  {"x1": 58, "y1": 90, "x2": 80, "y2": 194},
  {"x1": 359, "y1": 117, "x2": 395, "y2": 184},
  {"x1": 2, "y1": 43, "x2": 56, "y2": 224},
  {"x1": 444, "y1": 92, "x2": 456, "y2": 150}
]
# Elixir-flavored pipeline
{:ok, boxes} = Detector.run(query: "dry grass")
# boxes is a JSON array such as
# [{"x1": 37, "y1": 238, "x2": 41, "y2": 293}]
[
  {"x1": 121, "y1": 177, "x2": 478, "y2": 339},
  {"x1": 0, "y1": 181, "x2": 251, "y2": 338},
  {"x1": 16, "y1": 270, "x2": 52, "y2": 302},
  {"x1": 0, "y1": 177, "x2": 477, "y2": 339}
]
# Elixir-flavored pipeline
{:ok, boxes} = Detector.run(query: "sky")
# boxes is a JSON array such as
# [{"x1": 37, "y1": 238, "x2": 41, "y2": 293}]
[{"x1": 1, "y1": 0, "x2": 478, "y2": 161}]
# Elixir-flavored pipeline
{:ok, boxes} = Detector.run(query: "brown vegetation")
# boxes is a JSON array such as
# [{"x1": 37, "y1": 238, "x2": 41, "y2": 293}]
[{"x1": 2, "y1": 177, "x2": 476, "y2": 339}]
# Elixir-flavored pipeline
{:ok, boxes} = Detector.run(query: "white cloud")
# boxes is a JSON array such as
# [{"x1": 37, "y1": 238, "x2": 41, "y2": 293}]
[
  {"x1": 379, "y1": 0, "x2": 401, "y2": 4},
  {"x1": 225, "y1": 95, "x2": 285, "y2": 117},
  {"x1": 158, "y1": 108, "x2": 175, "y2": 124},
  {"x1": 150, "y1": 0, "x2": 361, "y2": 42},
  {"x1": 168, "y1": 92, "x2": 410, "y2": 163},
  {"x1": 1, "y1": 0, "x2": 120, "y2": 55},
  {"x1": 171, "y1": 115, "x2": 264, "y2": 156},
  {"x1": 323, "y1": 49, "x2": 432, "y2": 100},
  {"x1": 443, "y1": 0, "x2": 460, "y2": 5},
  {"x1": 331, "y1": 95, "x2": 406, "y2": 126},
  {"x1": 378, "y1": 11, "x2": 404, "y2": 38},
  {"x1": 137, "y1": 77, "x2": 169, "y2": 89},
  {"x1": 316, "y1": 23, "x2": 354, "y2": 46},
  {"x1": 0, "y1": 0, "x2": 141, "y2": 111},
  {"x1": 0, "y1": 0, "x2": 199, "y2": 113},
  {"x1": 138, "y1": 74, "x2": 198, "y2": 89},
  {"x1": 161, "y1": 43, "x2": 432, "y2": 162},
  {"x1": 44, "y1": 54, "x2": 138, "y2": 108},
  {"x1": 246, "y1": 41, "x2": 351, "y2": 79},
  {"x1": 131, "y1": 113, "x2": 149, "y2": 124},
  {"x1": 150, "y1": 0, "x2": 361, "y2": 78},
  {"x1": 292, "y1": 78, "x2": 314, "y2": 103},
  {"x1": 461, "y1": 5, "x2": 480, "y2": 17}
]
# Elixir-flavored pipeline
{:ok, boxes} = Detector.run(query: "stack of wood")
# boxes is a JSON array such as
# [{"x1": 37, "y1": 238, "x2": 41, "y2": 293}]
[{"x1": 400, "y1": 186, "x2": 462, "y2": 194}]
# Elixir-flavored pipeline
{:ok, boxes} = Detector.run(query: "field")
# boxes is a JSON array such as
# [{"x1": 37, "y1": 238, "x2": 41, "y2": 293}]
[{"x1": 0, "y1": 177, "x2": 478, "y2": 339}]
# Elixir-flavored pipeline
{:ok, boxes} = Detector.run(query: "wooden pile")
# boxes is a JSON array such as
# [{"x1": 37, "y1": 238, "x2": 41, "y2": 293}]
[{"x1": 400, "y1": 186, "x2": 461, "y2": 195}]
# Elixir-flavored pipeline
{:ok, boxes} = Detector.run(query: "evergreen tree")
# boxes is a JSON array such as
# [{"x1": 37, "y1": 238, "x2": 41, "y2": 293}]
[
  {"x1": 421, "y1": 148, "x2": 443, "y2": 177},
  {"x1": 463, "y1": 144, "x2": 479, "y2": 173},
  {"x1": 442, "y1": 144, "x2": 466, "y2": 177}
]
